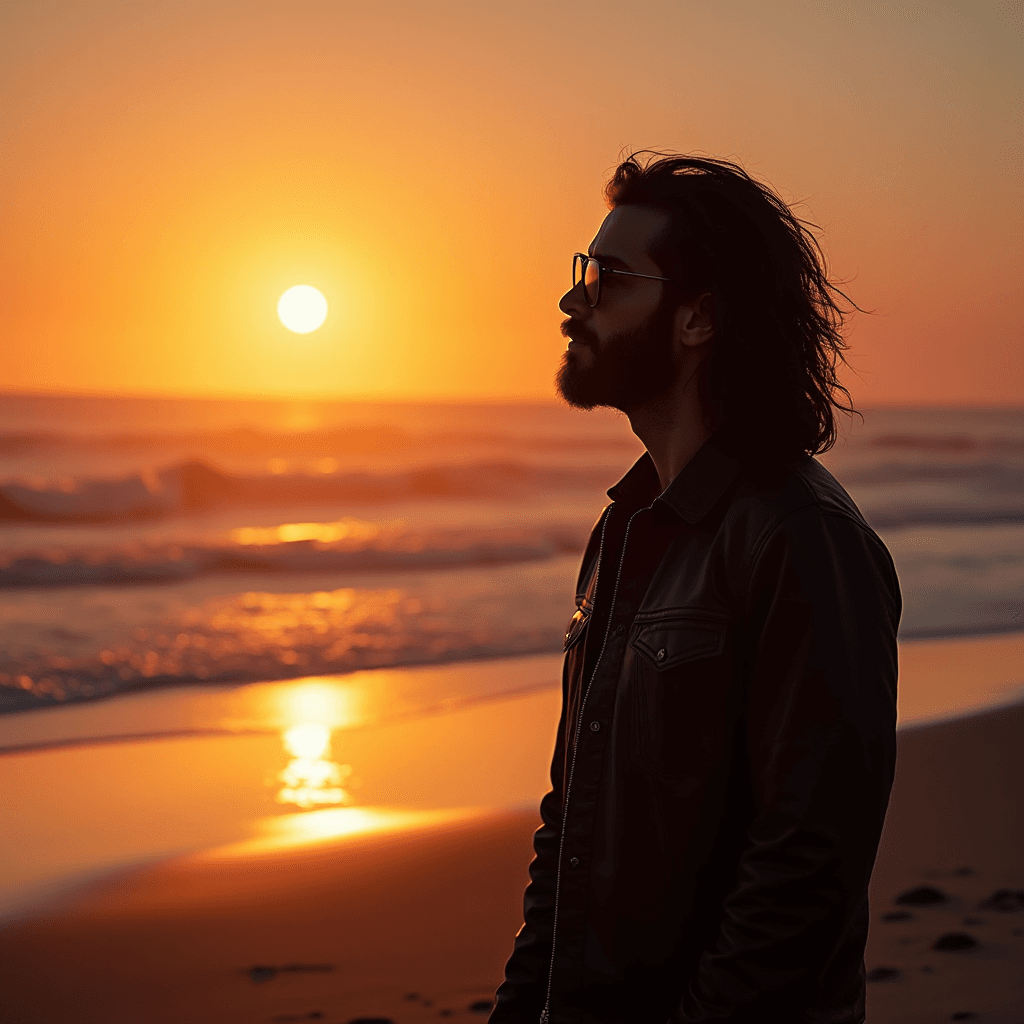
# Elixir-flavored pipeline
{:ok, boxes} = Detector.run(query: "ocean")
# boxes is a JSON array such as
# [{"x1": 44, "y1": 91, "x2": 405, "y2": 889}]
[{"x1": 1, "y1": 394, "x2": 1022, "y2": 720}]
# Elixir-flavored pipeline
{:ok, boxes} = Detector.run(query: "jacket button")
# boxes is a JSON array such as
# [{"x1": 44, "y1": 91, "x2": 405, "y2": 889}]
[
  {"x1": 590, "y1": 721, "x2": 600, "y2": 732},
  {"x1": 656, "y1": 648, "x2": 667, "y2": 661},
  {"x1": 569, "y1": 857, "x2": 580, "y2": 868}
]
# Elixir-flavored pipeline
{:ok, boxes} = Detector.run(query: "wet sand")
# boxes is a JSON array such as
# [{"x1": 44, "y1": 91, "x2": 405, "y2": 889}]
[{"x1": 1, "y1": 637, "x2": 1022, "y2": 1023}]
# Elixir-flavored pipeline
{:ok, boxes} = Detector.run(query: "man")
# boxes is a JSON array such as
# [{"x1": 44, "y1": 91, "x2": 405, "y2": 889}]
[{"x1": 488, "y1": 153, "x2": 901, "y2": 1024}]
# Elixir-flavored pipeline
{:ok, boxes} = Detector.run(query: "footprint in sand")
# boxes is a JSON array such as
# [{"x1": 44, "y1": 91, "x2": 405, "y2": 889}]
[
  {"x1": 933, "y1": 931, "x2": 979, "y2": 951},
  {"x1": 881, "y1": 909, "x2": 914, "y2": 922},
  {"x1": 866, "y1": 966, "x2": 902, "y2": 981},
  {"x1": 978, "y1": 887, "x2": 1024, "y2": 912},
  {"x1": 894, "y1": 884, "x2": 951, "y2": 907}
]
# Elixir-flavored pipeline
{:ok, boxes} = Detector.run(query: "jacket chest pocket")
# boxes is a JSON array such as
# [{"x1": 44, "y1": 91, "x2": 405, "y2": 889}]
[{"x1": 629, "y1": 615, "x2": 732, "y2": 780}]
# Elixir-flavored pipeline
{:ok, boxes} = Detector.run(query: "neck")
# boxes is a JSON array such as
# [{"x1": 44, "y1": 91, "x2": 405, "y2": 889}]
[{"x1": 624, "y1": 366, "x2": 714, "y2": 493}]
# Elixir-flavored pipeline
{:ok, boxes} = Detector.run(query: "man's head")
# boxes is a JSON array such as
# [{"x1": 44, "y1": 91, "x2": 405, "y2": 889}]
[
  {"x1": 556, "y1": 205, "x2": 714, "y2": 415},
  {"x1": 555, "y1": 151, "x2": 861, "y2": 460}
]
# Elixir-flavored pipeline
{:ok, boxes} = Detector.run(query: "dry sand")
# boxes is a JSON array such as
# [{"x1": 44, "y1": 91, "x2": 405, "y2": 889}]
[{"x1": 1, "y1": 641, "x2": 1022, "y2": 1023}]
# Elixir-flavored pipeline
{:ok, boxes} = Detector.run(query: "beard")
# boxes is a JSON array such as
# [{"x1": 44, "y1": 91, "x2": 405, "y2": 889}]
[{"x1": 555, "y1": 299, "x2": 679, "y2": 413}]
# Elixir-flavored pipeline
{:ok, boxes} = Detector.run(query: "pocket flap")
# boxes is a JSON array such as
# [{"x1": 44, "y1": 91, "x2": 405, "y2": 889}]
[
  {"x1": 564, "y1": 607, "x2": 591, "y2": 652},
  {"x1": 631, "y1": 619, "x2": 726, "y2": 670}
]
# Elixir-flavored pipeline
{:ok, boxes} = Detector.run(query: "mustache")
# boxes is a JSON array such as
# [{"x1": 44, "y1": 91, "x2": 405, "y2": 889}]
[{"x1": 560, "y1": 318, "x2": 597, "y2": 346}]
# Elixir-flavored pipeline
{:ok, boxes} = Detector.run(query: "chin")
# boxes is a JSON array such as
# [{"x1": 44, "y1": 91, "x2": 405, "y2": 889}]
[{"x1": 555, "y1": 359, "x2": 614, "y2": 411}]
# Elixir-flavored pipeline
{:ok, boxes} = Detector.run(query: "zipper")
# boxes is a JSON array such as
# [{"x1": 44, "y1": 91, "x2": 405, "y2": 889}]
[{"x1": 540, "y1": 503, "x2": 644, "y2": 1024}]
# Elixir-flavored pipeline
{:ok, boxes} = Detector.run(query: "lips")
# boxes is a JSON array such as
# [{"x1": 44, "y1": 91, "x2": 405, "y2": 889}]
[{"x1": 561, "y1": 319, "x2": 595, "y2": 347}]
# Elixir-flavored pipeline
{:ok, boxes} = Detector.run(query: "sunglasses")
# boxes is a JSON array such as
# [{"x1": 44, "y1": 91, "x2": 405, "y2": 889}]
[{"x1": 572, "y1": 253, "x2": 673, "y2": 308}]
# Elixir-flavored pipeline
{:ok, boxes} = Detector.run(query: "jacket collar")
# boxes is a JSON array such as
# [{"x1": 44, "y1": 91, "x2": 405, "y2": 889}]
[{"x1": 606, "y1": 427, "x2": 743, "y2": 525}]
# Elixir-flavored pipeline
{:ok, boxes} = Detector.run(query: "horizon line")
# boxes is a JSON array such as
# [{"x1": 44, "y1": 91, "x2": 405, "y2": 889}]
[{"x1": 1, "y1": 388, "x2": 1022, "y2": 412}]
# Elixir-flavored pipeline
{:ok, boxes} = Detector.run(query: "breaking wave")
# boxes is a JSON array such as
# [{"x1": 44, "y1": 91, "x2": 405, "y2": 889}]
[
  {"x1": 0, "y1": 459, "x2": 613, "y2": 524},
  {"x1": 0, "y1": 519, "x2": 591, "y2": 588}
]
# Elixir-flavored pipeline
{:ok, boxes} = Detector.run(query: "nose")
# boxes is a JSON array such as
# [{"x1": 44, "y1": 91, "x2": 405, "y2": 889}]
[{"x1": 559, "y1": 282, "x2": 588, "y2": 317}]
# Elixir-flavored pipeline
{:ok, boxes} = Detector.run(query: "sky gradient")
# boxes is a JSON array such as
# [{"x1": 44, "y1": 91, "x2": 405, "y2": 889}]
[{"x1": 2, "y1": 0, "x2": 1021, "y2": 404}]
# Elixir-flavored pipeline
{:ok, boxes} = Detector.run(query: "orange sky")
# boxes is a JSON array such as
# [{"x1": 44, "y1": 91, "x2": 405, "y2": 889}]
[{"x1": 1, "y1": 1, "x2": 1021, "y2": 404}]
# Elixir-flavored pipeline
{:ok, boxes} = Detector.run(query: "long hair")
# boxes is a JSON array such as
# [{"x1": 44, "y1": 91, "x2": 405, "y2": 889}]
[{"x1": 604, "y1": 150, "x2": 865, "y2": 460}]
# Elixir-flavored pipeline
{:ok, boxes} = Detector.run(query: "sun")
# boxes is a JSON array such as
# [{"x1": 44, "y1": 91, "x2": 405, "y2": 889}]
[{"x1": 278, "y1": 285, "x2": 328, "y2": 333}]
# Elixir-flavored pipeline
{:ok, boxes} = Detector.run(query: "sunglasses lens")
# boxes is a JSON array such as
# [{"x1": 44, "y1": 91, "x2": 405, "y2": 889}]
[{"x1": 583, "y1": 258, "x2": 600, "y2": 305}]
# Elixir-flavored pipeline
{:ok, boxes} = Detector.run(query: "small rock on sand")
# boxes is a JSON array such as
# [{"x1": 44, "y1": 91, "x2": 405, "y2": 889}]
[{"x1": 469, "y1": 1000, "x2": 494, "y2": 1013}]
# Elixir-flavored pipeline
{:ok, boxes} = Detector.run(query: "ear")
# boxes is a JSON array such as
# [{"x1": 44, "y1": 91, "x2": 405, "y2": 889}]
[{"x1": 674, "y1": 292, "x2": 715, "y2": 349}]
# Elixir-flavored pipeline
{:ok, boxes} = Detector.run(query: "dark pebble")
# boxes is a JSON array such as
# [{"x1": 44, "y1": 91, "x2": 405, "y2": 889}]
[
  {"x1": 882, "y1": 910, "x2": 914, "y2": 922},
  {"x1": 440, "y1": 1012, "x2": 454, "y2": 1018},
  {"x1": 468, "y1": 1000, "x2": 494, "y2": 1013},
  {"x1": 952, "y1": 866, "x2": 975, "y2": 876},
  {"x1": 961, "y1": 916, "x2": 986, "y2": 926},
  {"x1": 920, "y1": 965, "x2": 935, "y2": 973},
  {"x1": 933, "y1": 932, "x2": 978, "y2": 951},
  {"x1": 950, "y1": 1014, "x2": 977, "y2": 1021},
  {"x1": 404, "y1": 993, "x2": 421, "y2": 1001},
  {"x1": 977, "y1": 888, "x2": 1024, "y2": 912},
  {"x1": 895, "y1": 885, "x2": 950, "y2": 906},
  {"x1": 250, "y1": 966, "x2": 277, "y2": 983},
  {"x1": 866, "y1": 966, "x2": 901, "y2": 982}
]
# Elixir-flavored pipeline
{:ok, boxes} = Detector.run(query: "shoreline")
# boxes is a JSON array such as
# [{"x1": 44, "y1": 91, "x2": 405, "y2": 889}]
[
  {"x1": 1, "y1": 630, "x2": 1021, "y2": 755},
  {"x1": 5, "y1": 616, "x2": 1016, "y2": 719}
]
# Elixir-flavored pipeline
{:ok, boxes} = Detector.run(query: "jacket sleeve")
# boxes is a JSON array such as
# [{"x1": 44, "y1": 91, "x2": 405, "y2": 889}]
[
  {"x1": 488, "y1": 663, "x2": 569, "y2": 1024},
  {"x1": 674, "y1": 505, "x2": 901, "y2": 1023}
]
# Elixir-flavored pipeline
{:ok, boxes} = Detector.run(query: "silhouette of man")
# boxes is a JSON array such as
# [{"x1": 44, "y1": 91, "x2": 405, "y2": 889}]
[{"x1": 488, "y1": 153, "x2": 901, "y2": 1024}]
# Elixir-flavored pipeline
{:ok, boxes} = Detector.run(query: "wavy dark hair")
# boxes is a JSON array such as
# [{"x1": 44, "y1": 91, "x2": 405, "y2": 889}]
[{"x1": 604, "y1": 150, "x2": 865, "y2": 460}]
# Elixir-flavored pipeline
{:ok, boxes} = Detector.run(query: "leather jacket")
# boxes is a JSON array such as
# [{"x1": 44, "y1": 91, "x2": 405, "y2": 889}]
[{"x1": 488, "y1": 431, "x2": 901, "y2": 1024}]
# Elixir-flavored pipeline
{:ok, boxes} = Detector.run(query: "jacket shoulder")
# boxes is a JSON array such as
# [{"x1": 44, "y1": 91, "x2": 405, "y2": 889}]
[{"x1": 726, "y1": 455, "x2": 882, "y2": 559}]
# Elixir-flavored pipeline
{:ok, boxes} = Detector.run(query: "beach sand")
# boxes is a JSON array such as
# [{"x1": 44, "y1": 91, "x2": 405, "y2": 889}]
[{"x1": 1, "y1": 636, "x2": 1022, "y2": 1023}]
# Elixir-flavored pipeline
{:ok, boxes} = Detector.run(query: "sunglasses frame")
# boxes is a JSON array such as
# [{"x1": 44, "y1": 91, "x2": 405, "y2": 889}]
[{"x1": 572, "y1": 253, "x2": 674, "y2": 308}]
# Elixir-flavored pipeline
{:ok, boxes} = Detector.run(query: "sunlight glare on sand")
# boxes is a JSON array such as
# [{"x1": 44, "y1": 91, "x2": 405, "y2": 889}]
[
  {"x1": 272, "y1": 684, "x2": 363, "y2": 808},
  {"x1": 197, "y1": 806, "x2": 487, "y2": 858},
  {"x1": 283, "y1": 722, "x2": 331, "y2": 759},
  {"x1": 277, "y1": 721, "x2": 352, "y2": 808}
]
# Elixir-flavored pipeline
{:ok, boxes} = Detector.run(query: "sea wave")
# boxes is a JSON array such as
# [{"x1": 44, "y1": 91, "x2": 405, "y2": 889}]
[
  {"x1": 0, "y1": 520, "x2": 591, "y2": 587},
  {"x1": 2, "y1": 447, "x2": 1023, "y2": 529},
  {"x1": 0, "y1": 572, "x2": 576, "y2": 714},
  {"x1": 0, "y1": 459, "x2": 613, "y2": 524}
]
